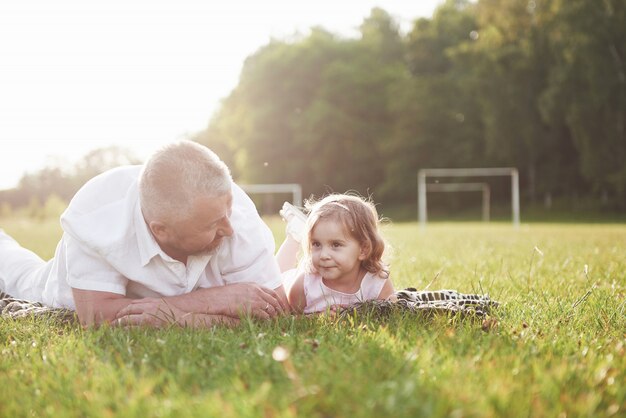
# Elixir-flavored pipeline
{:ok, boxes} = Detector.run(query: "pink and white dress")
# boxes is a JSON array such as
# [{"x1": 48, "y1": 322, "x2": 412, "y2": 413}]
[{"x1": 303, "y1": 271, "x2": 388, "y2": 314}]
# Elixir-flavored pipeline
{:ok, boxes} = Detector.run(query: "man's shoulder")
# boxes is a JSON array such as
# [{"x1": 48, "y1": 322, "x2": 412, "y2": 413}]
[
  {"x1": 227, "y1": 182, "x2": 269, "y2": 231},
  {"x1": 68, "y1": 165, "x2": 142, "y2": 213},
  {"x1": 214, "y1": 182, "x2": 275, "y2": 263},
  {"x1": 230, "y1": 182, "x2": 254, "y2": 208},
  {"x1": 60, "y1": 165, "x2": 142, "y2": 251}
]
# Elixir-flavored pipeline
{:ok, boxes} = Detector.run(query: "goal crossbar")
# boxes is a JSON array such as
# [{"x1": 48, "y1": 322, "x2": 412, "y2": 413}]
[
  {"x1": 418, "y1": 167, "x2": 519, "y2": 227},
  {"x1": 427, "y1": 182, "x2": 489, "y2": 192},
  {"x1": 239, "y1": 183, "x2": 303, "y2": 207}
]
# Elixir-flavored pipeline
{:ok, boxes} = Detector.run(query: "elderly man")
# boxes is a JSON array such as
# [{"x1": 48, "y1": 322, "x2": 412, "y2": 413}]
[{"x1": 0, "y1": 140, "x2": 289, "y2": 327}]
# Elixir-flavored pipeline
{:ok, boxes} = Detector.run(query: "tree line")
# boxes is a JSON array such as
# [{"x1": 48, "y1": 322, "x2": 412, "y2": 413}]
[
  {"x1": 193, "y1": 0, "x2": 625, "y2": 212},
  {"x1": 0, "y1": 147, "x2": 140, "y2": 217},
  {"x1": 2, "y1": 0, "x2": 624, "y2": 219}
]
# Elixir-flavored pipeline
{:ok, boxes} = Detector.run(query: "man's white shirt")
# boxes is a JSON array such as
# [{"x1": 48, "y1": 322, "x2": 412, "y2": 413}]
[{"x1": 40, "y1": 165, "x2": 282, "y2": 309}]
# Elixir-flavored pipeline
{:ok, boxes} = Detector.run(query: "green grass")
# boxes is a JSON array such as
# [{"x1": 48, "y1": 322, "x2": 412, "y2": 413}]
[{"x1": 1, "y1": 216, "x2": 624, "y2": 417}]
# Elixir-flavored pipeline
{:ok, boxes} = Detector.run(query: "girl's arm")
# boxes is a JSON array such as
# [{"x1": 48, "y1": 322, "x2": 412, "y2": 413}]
[
  {"x1": 287, "y1": 272, "x2": 307, "y2": 314},
  {"x1": 377, "y1": 278, "x2": 396, "y2": 300}
]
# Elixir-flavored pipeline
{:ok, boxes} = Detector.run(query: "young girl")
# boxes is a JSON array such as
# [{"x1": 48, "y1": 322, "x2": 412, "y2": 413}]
[{"x1": 277, "y1": 194, "x2": 394, "y2": 314}]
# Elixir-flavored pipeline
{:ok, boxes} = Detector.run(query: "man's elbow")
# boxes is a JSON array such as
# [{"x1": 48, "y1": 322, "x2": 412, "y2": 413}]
[
  {"x1": 74, "y1": 303, "x2": 114, "y2": 327},
  {"x1": 71, "y1": 288, "x2": 129, "y2": 327}
]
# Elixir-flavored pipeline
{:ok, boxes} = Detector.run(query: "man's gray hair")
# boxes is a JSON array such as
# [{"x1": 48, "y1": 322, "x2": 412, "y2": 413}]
[{"x1": 139, "y1": 140, "x2": 232, "y2": 222}]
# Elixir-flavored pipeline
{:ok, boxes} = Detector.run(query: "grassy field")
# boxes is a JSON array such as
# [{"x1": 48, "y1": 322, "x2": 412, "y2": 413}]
[{"x1": 1, "y1": 216, "x2": 624, "y2": 417}]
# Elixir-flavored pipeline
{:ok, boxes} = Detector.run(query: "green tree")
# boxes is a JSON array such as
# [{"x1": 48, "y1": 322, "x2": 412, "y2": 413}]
[
  {"x1": 293, "y1": 9, "x2": 405, "y2": 196},
  {"x1": 0, "y1": 146, "x2": 141, "y2": 210},
  {"x1": 0, "y1": 202, "x2": 12, "y2": 218},
  {"x1": 198, "y1": 27, "x2": 344, "y2": 195},
  {"x1": 381, "y1": 0, "x2": 485, "y2": 205},
  {"x1": 539, "y1": 0, "x2": 626, "y2": 207},
  {"x1": 72, "y1": 146, "x2": 141, "y2": 188},
  {"x1": 198, "y1": 9, "x2": 406, "y2": 199},
  {"x1": 18, "y1": 166, "x2": 74, "y2": 205},
  {"x1": 191, "y1": 0, "x2": 625, "y2": 214},
  {"x1": 42, "y1": 193, "x2": 68, "y2": 219},
  {"x1": 460, "y1": 0, "x2": 560, "y2": 201}
]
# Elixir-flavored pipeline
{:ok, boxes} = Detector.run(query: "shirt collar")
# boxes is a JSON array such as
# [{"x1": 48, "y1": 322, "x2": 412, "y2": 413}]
[{"x1": 134, "y1": 201, "x2": 162, "y2": 266}]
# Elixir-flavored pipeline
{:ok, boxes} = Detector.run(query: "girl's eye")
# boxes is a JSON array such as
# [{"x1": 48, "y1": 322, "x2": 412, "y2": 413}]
[
  {"x1": 332, "y1": 242, "x2": 342, "y2": 248},
  {"x1": 311, "y1": 242, "x2": 321, "y2": 248}
]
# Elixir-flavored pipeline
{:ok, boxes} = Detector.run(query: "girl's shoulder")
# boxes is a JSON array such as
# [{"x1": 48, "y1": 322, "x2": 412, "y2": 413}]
[
  {"x1": 368, "y1": 268, "x2": 390, "y2": 281},
  {"x1": 302, "y1": 271, "x2": 323, "y2": 285},
  {"x1": 361, "y1": 270, "x2": 393, "y2": 299},
  {"x1": 361, "y1": 270, "x2": 390, "y2": 287}
]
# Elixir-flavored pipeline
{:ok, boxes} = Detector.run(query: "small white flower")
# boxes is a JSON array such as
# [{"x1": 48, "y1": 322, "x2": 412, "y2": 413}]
[{"x1": 272, "y1": 346, "x2": 290, "y2": 362}]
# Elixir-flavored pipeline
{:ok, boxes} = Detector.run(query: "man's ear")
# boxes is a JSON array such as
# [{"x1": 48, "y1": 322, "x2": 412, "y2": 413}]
[{"x1": 148, "y1": 221, "x2": 169, "y2": 242}]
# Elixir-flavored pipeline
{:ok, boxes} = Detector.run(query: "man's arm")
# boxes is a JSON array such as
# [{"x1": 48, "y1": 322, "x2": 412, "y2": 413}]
[
  {"x1": 73, "y1": 288, "x2": 243, "y2": 328},
  {"x1": 64, "y1": 234, "x2": 134, "y2": 326},
  {"x1": 72, "y1": 288, "x2": 134, "y2": 326},
  {"x1": 73, "y1": 284, "x2": 288, "y2": 327},
  {"x1": 114, "y1": 297, "x2": 240, "y2": 328},
  {"x1": 116, "y1": 283, "x2": 290, "y2": 322}
]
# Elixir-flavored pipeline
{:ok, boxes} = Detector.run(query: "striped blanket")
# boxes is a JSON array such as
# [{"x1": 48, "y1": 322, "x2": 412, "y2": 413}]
[
  {"x1": 0, "y1": 292, "x2": 77, "y2": 323},
  {"x1": 338, "y1": 288, "x2": 499, "y2": 319}
]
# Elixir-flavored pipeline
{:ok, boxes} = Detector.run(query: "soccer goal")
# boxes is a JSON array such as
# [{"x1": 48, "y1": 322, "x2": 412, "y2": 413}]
[
  {"x1": 239, "y1": 183, "x2": 303, "y2": 207},
  {"x1": 417, "y1": 168, "x2": 520, "y2": 227}
]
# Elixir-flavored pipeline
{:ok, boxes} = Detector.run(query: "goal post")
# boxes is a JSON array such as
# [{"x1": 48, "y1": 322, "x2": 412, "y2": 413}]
[
  {"x1": 418, "y1": 167, "x2": 520, "y2": 227},
  {"x1": 239, "y1": 183, "x2": 303, "y2": 207}
]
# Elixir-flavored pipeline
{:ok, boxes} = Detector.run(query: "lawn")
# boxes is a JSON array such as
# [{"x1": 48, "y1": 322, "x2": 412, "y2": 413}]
[{"x1": 1, "y1": 216, "x2": 624, "y2": 417}]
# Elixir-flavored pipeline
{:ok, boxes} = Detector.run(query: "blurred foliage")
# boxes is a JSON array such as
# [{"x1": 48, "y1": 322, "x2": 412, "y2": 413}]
[
  {"x1": 2, "y1": 0, "x2": 624, "y2": 219},
  {"x1": 0, "y1": 146, "x2": 141, "y2": 215},
  {"x1": 194, "y1": 0, "x2": 626, "y2": 212}
]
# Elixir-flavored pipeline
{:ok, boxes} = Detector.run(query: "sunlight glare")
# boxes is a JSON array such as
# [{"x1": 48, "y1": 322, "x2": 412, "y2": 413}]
[{"x1": 0, "y1": 0, "x2": 443, "y2": 190}]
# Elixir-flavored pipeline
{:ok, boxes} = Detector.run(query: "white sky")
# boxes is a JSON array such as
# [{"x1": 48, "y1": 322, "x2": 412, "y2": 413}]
[{"x1": 0, "y1": 0, "x2": 443, "y2": 190}]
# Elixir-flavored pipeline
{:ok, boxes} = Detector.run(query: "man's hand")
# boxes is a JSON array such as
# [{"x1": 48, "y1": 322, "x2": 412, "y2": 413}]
[
  {"x1": 167, "y1": 283, "x2": 290, "y2": 320},
  {"x1": 114, "y1": 298, "x2": 185, "y2": 327},
  {"x1": 73, "y1": 283, "x2": 288, "y2": 328},
  {"x1": 115, "y1": 298, "x2": 240, "y2": 328}
]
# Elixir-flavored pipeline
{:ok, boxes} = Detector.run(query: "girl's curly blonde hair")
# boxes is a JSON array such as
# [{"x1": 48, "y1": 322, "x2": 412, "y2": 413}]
[{"x1": 301, "y1": 193, "x2": 388, "y2": 276}]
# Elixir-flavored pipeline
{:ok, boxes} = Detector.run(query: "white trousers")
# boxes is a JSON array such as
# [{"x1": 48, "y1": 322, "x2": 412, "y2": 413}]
[{"x1": 0, "y1": 229, "x2": 52, "y2": 303}]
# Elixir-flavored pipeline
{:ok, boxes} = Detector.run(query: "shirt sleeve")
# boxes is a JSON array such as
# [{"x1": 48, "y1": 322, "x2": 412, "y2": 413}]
[
  {"x1": 213, "y1": 184, "x2": 283, "y2": 289},
  {"x1": 64, "y1": 234, "x2": 128, "y2": 295}
]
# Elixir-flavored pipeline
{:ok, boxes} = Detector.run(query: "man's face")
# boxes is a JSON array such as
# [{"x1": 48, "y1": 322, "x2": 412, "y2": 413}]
[{"x1": 163, "y1": 192, "x2": 234, "y2": 258}]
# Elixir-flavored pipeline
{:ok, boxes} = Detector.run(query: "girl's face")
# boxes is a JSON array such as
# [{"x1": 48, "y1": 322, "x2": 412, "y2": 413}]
[{"x1": 309, "y1": 218, "x2": 366, "y2": 286}]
